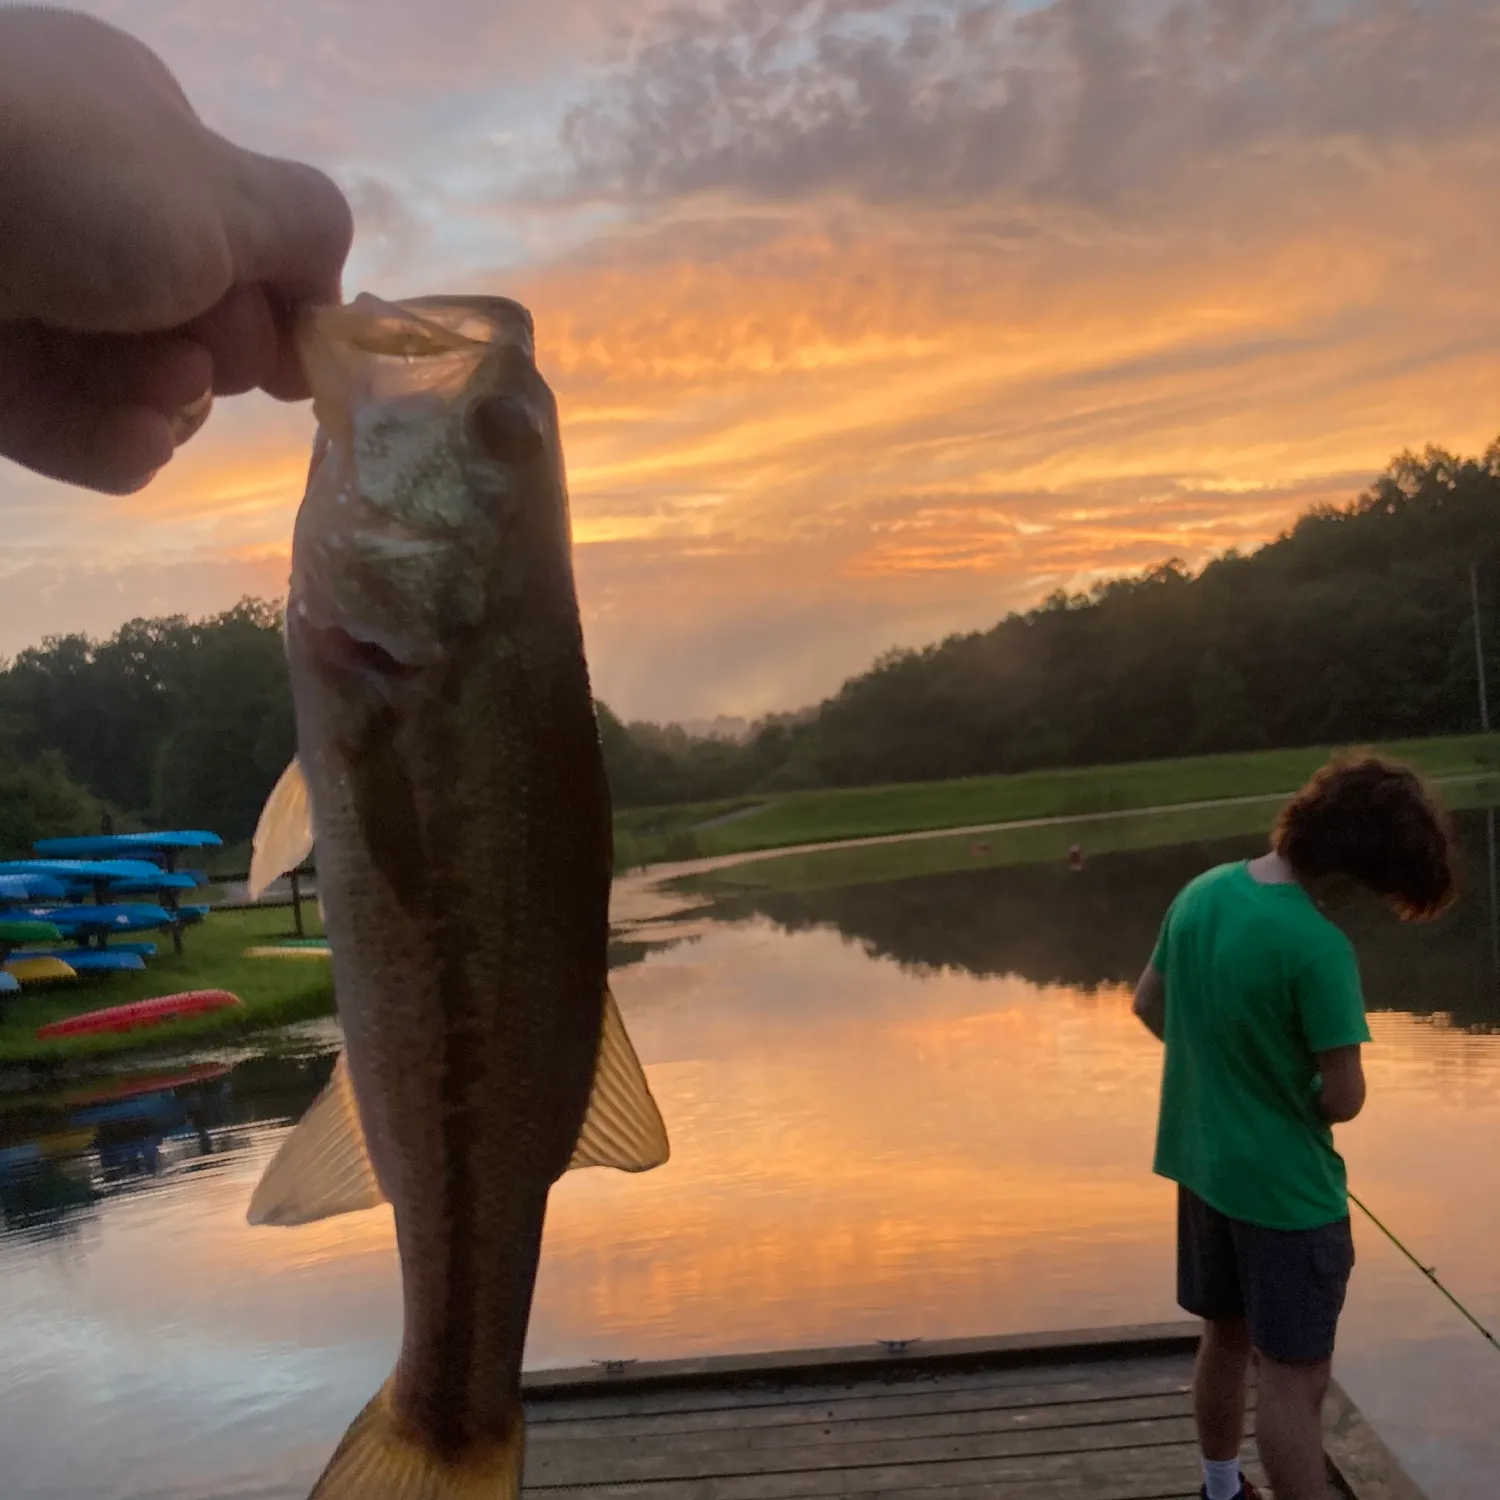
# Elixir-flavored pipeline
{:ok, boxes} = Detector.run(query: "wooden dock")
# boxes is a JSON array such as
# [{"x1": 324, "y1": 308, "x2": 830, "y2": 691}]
[{"x1": 520, "y1": 1323, "x2": 1427, "y2": 1499}]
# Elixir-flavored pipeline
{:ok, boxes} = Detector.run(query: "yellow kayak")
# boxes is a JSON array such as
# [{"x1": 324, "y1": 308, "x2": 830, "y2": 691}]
[
  {"x1": 4, "y1": 956, "x2": 78, "y2": 983},
  {"x1": 244, "y1": 945, "x2": 331, "y2": 961}
]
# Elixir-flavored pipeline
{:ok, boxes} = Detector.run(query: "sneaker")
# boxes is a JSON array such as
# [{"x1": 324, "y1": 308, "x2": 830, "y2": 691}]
[{"x1": 1198, "y1": 1482, "x2": 1262, "y2": 1500}]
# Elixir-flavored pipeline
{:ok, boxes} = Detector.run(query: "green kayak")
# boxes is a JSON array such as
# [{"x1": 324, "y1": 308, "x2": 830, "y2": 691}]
[{"x1": 0, "y1": 919, "x2": 64, "y2": 945}]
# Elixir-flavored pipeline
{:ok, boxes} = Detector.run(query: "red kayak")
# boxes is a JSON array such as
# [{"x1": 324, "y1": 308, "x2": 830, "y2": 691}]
[{"x1": 36, "y1": 990, "x2": 242, "y2": 1040}]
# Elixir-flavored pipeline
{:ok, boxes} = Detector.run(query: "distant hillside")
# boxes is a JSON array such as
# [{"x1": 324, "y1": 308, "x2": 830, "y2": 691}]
[
  {"x1": 1, "y1": 443, "x2": 1496, "y2": 842},
  {"x1": 607, "y1": 443, "x2": 1500, "y2": 804}
]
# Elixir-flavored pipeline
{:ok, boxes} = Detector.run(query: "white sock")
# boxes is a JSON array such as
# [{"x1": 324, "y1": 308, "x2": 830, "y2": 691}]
[{"x1": 1202, "y1": 1456, "x2": 1242, "y2": 1500}]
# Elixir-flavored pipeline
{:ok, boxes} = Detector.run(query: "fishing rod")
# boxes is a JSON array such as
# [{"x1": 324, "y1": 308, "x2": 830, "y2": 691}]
[{"x1": 1349, "y1": 1190, "x2": 1499, "y2": 1354}]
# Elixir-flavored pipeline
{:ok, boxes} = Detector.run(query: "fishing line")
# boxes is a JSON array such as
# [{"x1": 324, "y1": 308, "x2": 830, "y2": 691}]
[{"x1": 1349, "y1": 1190, "x2": 1499, "y2": 1354}]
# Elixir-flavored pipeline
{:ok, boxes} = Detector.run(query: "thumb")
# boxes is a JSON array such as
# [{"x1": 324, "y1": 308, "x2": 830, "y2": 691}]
[{"x1": 219, "y1": 144, "x2": 354, "y2": 309}]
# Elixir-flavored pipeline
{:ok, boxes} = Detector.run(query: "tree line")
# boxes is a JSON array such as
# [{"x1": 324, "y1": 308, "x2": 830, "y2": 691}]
[
  {"x1": 0, "y1": 600, "x2": 294, "y2": 856},
  {"x1": 2, "y1": 442, "x2": 1498, "y2": 854},
  {"x1": 602, "y1": 442, "x2": 1500, "y2": 799}
]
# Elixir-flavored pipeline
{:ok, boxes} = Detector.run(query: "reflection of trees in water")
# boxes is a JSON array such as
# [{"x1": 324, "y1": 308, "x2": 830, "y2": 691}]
[{"x1": 734, "y1": 814, "x2": 1500, "y2": 1032}]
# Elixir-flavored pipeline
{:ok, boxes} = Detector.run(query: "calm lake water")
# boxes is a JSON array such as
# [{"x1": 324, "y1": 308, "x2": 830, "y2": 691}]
[{"x1": 2, "y1": 823, "x2": 1498, "y2": 1500}]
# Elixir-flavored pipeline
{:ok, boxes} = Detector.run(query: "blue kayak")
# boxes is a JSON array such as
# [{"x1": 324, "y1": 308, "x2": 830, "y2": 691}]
[
  {"x1": 1, "y1": 859, "x2": 167, "y2": 881},
  {"x1": 32, "y1": 903, "x2": 172, "y2": 931},
  {"x1": 0, "y1": 971, "x2": 17, "y2": 994},
  {"x1": 0, "y1": 874, "x2": 67, "y2": 901},
  {"x1": 40, "y1": 941, "x2": 159, "y2": 959},
  {"x1": 34, "y1": 831, "x2": 223, "y2": 858},
  {"x1": 26, "y1": 950, "x2": 145, "y2": 974},
  {"x1": 105, "y1": 874, "x2": 203, "y2": 894}
]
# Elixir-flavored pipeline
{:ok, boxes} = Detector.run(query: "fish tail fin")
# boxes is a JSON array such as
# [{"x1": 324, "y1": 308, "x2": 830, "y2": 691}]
[{"x1": 310, "y1": 1380, "x2": 523, "y2": 1500}]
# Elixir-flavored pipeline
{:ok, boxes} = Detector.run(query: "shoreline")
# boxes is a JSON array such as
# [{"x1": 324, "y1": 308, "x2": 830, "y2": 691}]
[{"x1": 9, "y1": 750, "x2": 1496, "y2": 1072}]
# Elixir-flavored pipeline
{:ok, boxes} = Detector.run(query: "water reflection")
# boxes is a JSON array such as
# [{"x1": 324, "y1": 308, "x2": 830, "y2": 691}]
[
  {"x1": 721, "y1": 810, "x2": 1500, "y2": 1030},
  {"x1": 0, "y1": 1054, "x2": 334, "y2": 1246}
]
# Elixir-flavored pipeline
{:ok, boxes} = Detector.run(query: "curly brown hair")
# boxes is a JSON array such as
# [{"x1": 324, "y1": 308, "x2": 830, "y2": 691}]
[{"x1": 1271, "y1": 753, "x2": 1459, "y2": 920}]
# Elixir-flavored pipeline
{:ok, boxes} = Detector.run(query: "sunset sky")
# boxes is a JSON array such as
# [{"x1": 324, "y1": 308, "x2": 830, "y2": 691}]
[{"x1": 1, "y1": 0, "x2": 1497, "y2": 721}]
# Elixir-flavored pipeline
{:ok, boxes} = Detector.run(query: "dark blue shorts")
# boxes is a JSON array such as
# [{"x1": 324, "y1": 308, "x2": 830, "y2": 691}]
[{"x1": 1177, "y1": 1185, "x2": 1355, "y2": 1364}]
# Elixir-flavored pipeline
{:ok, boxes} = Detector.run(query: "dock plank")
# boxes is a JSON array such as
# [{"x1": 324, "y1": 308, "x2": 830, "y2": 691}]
[
  {"x1": 526, "y1": 1436, "x2": 1246, "y2": 1498},
  {"x1": 528, "y1": 1412, "x2": 1215, "y2": 1486},
  {"x1": 529, "y1": 1368, "x2": 1198, "y2": 1442},
  {"x1": 529, "y1": 1354, "x2": 1196, "y2": 1424},
  {"x1": 531, "y1": 1391, "x2": 1203, "y2": 1460}
]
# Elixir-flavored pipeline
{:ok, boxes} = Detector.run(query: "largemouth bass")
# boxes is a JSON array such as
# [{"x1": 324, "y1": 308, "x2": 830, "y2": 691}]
[{"x1": 246, "y1": 293, "x2": 669, "y2": 1500}]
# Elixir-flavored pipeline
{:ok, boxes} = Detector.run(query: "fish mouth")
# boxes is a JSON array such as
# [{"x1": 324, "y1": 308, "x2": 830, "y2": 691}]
[{"x1": 294, "y1": 617, "x2": 424, "y2": 684}]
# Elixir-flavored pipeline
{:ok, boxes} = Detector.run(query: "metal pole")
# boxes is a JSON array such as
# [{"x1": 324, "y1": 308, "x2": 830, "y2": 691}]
[
  {"x1": 290, "y1": 868, "x2": 305, "y2": 938},
  {"x1": 1471, "y1": 564, "x2": 1499, "y2": 979}
]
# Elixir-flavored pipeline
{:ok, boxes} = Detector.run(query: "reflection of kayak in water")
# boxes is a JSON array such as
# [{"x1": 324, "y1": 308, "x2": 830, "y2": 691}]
[
  {"x1": 74, "y1": 1091, "x2": 185, "y2": 1129},
  {"x1": 0, "y1": 1129, "x2": 97, "y2": 1169},
  {"x1": 35, "y1": 989, "x2": 241, "y2": 1040},
  {"x1": 61, "y1": 1062, "x2": 230, "y2": 1109},
  {"x1": 33, "y1": 1127, "x2": 96, "y2": 1159}
]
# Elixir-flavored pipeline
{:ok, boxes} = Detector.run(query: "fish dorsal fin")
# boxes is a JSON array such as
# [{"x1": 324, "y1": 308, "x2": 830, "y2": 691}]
[
  {"x1": 569, "y1": 987, "x2": 670, "y2": 1173},
  {"x1": 249, "y1": 757, "x2": 315, "y2": 902},
  {"x1": 247, "y1": 1053, "x2": 384, "y2": 1227}
]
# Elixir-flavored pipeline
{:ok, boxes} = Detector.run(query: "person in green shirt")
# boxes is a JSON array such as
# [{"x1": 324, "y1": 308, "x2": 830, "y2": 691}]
[{"x1": 1132, "y1": 754, "x2": 1457, "y2": 1500}]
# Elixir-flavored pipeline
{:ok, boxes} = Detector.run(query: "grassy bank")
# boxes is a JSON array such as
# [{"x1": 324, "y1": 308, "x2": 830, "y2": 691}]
[
  {"x1": 0, "y1": 906, "x2": 333, "y2": 1066},
  {"x1": 683, "y1": 769, "x2": 1500, "y2": 898},
  {"x1": 618, "y1": 732, "x2": 1500, "y2": 868}
]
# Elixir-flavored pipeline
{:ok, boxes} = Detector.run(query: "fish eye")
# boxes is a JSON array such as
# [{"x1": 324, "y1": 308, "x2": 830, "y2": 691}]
[{"x1": 469, "y1": 394, "x2": 544, "y2": 466}]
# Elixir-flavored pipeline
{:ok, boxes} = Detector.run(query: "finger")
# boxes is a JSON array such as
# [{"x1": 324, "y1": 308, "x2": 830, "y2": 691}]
[
  {"x1": 259, "y1": 295, "x2": 314, "y2": 402},
  {"x1": 90, "y1": 405, "x2": 178, "y2": 492},
  {"x1": 97, "y1": 333, "x2": 215, "y2": 447},
  {"x1": 0, "y1": 323, "x2": 211, "y2": 492},
  {"x1": 184, "y1": 284, "x2": 279, "y2": 397},
  {"x1": 0, "y1": 394, "x2": 175, "y2": 494},
  {"x1": 222, "y1": 148, "x2": 353, "y2": 309},
  {"x1": 117, "y1": 337, "x2": 214, "y2": 414}
]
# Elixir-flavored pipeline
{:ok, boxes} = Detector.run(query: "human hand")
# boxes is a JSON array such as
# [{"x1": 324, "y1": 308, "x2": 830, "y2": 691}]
[{"x1": 0, "y1": 8, "x2": 353, "y2": 493}]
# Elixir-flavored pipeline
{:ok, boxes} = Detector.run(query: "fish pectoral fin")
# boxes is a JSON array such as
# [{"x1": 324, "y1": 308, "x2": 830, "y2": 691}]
[
  {"x1": 247, "y1": 1053, "x2": 386, "y2": 1227},
  {"x1": 309, "y1": 1378, "x2": 523, "y2": 1500},
  {"x1": 568, "y1": 986, "x2": 670, "y2": 1173},
  {"x1": 248, "y1": 756, "x2": 316, "y2": 902}
]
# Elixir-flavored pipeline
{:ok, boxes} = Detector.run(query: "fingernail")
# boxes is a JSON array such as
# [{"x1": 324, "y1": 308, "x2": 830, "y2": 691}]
[{"x1": 169, "y1": 390, "x2": 214, "y2": 445}]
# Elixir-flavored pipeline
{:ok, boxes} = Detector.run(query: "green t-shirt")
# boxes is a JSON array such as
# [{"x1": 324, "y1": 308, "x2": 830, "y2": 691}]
[{"x1": 1150, "y1": 861, "x2": 1371, "y2": 1230}]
